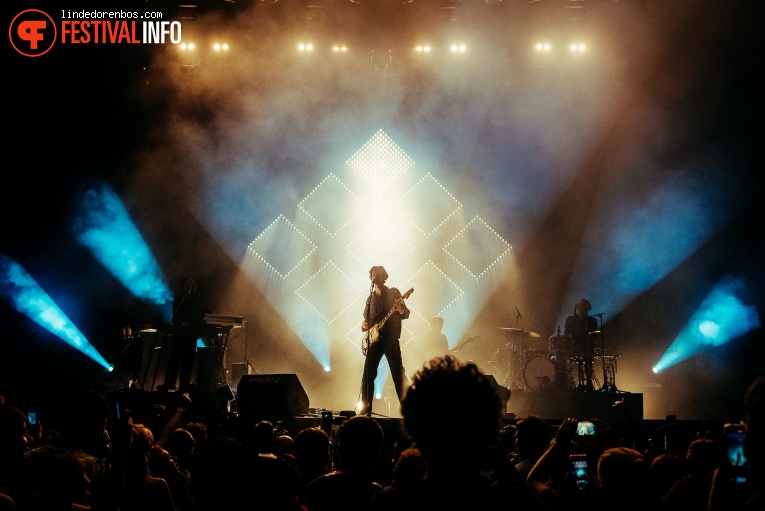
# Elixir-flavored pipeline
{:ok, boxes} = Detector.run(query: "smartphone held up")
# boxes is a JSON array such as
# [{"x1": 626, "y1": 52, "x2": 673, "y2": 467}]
[
  {"x1": 723, "y1": 422, "x2": 750, "y2": 484},
  {"x1": 570, "y1": 453, "x2": 590, "y2": 490},
  {"x1": 576, "y1": 420, "x2": 595, "y2": 436}
]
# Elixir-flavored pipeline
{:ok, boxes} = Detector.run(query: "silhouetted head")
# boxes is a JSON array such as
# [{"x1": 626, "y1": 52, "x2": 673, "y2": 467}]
[
  {"x1": 178, "y1": 277, "x2": 197, "y2": 295},
  {"x1": 575, "y1": 298, "x2": 592, "y2": 317},
  {"x1": 429, "y1": 316, "x2": 444, "y2": 331},
  {"x1": 515, "y1": 416, "x2": 552, "y2": 459},
  {"x1": 334, "y1": 415, "x2": 384, "y2": 474},
  {"x1": 597, "y1": 446, "x2": 650, "y2": 498},
  {"x1": 401, "y1": 355, "x2": 502, "y2": 474}
]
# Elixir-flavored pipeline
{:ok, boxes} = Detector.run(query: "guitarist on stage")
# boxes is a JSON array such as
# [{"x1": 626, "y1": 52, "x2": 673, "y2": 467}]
[{"x1": 359, "y1": 265, "x2": 410, "y2": 416}]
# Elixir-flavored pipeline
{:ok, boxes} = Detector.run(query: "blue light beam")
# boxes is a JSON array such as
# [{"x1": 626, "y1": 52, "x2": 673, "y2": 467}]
[
  {"x1": 653, "y1": 275, "x2": 761, "y2": 373},
  {"x1": 71, "y1": 184, "x2": 172, "y2": 309},
  {"x1": 0, "y1": 254, "x2": 111, "y2": 370}
]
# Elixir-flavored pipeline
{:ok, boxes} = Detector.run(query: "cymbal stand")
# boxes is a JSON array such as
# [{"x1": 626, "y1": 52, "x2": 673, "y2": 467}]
[
  {"x1": 601, "y1": 355, "x2": 618, "y2": 392},
  {"x1": 594, "y1": 313, "x2": 616, "y2": 392},
  {"x1": 575, "y1": 353, "x2": 586, "y2": 390},
  {"x1": 500, "y1": 309, "x2": 526, "y2": 390},
  {"x1": 502, "y1": 337, "x2": 525, "y2": 390}
]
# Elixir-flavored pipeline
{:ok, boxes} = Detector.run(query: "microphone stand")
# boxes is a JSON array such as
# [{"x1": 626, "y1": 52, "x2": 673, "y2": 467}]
[
  {"x1": 513, "y1": 307, "x2": 523, "y2": 390},
  {"x1": 363, "y1": 281, "x2": 374, "y2": 416}
]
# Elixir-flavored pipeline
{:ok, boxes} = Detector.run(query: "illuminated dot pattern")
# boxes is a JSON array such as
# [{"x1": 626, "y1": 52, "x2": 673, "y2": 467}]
[
  {"x1": 245, "y1": 131, "x2": 514, "y2": 360},
  {"x1": 408, "y1": 260, "x2": 465, "y2": 315},
  {"x1": 347, "y1": 129, "x2": 414, "y2": 191},
  {"x1": 246, "y1": 214, "x2": 317, "y2": 278},
  {"x1": 395, "y1": 173, "x2": 462, "y2": 237},
  {"x1": 295, "y1": 261, "x2": 361, "y2": 324},
  {"x1": 298, "y1": 173, "x2": 364, "y2": 237},
  {"x1": 443, "y1": 216, "x2": 512, "y2": 280}
]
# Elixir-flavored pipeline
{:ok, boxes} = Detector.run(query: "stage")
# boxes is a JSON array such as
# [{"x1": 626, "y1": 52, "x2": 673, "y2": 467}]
[{"x1": 505, "y1": 389, "x2": 643, "y2": 422}]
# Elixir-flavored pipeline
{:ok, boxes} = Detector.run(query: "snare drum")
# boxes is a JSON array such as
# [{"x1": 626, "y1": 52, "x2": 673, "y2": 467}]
[{"x1": 594, "y1": 346, "x2": 622, "y2": 360}]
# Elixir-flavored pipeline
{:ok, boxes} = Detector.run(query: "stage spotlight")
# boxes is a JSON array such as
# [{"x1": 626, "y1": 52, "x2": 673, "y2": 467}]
[
  {"x1": 324, "y1": 365, "x2": 330, "y2": 372},
  {"x1": 411, "y1": 45, "x2": 432, "y2": 67},
  {"x1": 71, "y1": 184, "x2": 173, "y2": 315},
  {"x1": 450, "y1": 43, "x2": 467, "y2": 53},
  {"x1": 107, "y1": 364, "x2": 115, "y2": 373},
  {"x1": 176, "y1": 40, "x2": 200, "y2": 66},
  {"x1": 298, "y1": 43, "x2": 314, "y2": 52},
  {"x1": 331, "y1": 44, "x2": 350, "y2": 67},
  {"x1": 652, "y1": 275, "x2": 760, "y2": 373},
  {"x1": 570, "y1": 43, "x2": 586, "y2": 52},
  {"x1": 535, "y1": 42, "x2": 551, "y2": 52},
  {"x1": 209, "y1": 41, "x2": 231, "y2": 66},
  {"x1": 0, "y1": 254, "x2": 111, "y2": 371}
]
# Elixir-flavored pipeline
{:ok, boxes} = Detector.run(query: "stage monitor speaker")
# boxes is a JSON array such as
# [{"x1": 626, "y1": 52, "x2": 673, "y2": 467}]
[{"x1": 236, "y1": 374, "x2": 309, "y2": 421}]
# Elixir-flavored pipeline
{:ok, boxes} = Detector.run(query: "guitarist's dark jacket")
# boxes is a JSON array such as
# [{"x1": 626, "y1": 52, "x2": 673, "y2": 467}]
[{"x1": 363, "y1": 285, "x2": 410, "y2": 341}]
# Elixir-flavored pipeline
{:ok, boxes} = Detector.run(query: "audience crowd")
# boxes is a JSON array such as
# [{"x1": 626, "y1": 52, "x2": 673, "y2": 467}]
[{"x1": 0, "y1": 355, "x2": 762, "y2": 511}]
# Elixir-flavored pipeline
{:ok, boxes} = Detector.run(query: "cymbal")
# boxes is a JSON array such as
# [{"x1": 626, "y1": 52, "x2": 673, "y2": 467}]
[
  {"x1": 498, "y1": 327, "x2": 540, "y2": 338},
  {"x1": 589, "y1": 330, "x2": 601, "y2": 335}
]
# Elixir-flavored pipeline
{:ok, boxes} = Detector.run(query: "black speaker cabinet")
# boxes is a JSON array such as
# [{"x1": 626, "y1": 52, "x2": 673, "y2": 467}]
[{"x1": 236, "y1": 374, "x2": 310, "y2": 420}]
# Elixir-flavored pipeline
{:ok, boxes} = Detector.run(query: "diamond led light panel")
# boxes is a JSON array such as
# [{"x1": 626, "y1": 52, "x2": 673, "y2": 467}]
[{"x1": 242, "y1": 130, "x2": 514, "y2": 368}]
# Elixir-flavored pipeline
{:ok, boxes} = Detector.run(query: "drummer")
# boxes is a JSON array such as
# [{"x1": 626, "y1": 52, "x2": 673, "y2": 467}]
[{"x1": 564, "y1": 298, "x2": 599, "y2": 391}]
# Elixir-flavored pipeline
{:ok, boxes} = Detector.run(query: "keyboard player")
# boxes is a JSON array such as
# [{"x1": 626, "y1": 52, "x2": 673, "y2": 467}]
[{"x1": 161, "y1": 277, "x2": 213, "y2": 392}]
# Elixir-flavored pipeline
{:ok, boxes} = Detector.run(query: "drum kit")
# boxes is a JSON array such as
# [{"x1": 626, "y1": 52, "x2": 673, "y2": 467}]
[{"x1": 493, "y1": 327, "x2": 622, "y2": 392}]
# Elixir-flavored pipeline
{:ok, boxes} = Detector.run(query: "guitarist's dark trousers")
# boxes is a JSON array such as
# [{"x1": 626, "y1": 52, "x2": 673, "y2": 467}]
[{"x1": 360, "y1": 334, "x2": 408, "y2": 415}]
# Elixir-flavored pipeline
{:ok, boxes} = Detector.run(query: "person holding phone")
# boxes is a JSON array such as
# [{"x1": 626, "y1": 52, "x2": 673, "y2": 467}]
[{"x1": 709, "y1": 376, "x2": 765, "y2": 511}]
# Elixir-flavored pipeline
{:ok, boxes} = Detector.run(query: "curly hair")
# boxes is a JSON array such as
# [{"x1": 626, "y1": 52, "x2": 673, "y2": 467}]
[
  {"x1": 368, "y1": 266, "x2": 389, "y2": 283},
  {"x1": 401, "y1": 355, "x2": 502, "y2": 470}
]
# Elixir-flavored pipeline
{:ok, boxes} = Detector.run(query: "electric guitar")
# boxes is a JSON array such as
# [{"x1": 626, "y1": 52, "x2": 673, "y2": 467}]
[{"x1": 361, "y1": 288, "x2": 414, "y2": 355}]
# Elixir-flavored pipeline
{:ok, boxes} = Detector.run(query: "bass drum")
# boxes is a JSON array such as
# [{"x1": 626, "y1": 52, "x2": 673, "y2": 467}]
[{"x1": 523, "y1": 355, "x2": 556, "y2": 391}]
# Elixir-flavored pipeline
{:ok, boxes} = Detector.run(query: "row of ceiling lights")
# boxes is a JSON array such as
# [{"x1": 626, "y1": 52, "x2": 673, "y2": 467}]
[{"x1": 177, "y1": 41, "x2": 586, "y2": 53}]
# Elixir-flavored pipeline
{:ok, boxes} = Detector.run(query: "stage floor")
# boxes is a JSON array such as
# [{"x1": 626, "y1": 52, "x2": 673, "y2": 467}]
[{"x1": 506, "y1": 389, "x2": 643, "y2": 421}]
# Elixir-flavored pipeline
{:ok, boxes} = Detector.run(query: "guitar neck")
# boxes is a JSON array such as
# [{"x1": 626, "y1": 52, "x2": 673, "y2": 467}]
[
  {"x1": 371, "y1": 288, "x2": 413, "y2": 330},
  {"x1": 376, "y1": 297, "x2": 403, "y2": 329}
]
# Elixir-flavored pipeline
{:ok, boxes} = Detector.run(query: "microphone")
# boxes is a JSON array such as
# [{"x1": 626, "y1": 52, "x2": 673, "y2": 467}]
[{"x1": 515, "y1": 307, "x2": 523, "y2": 320}]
